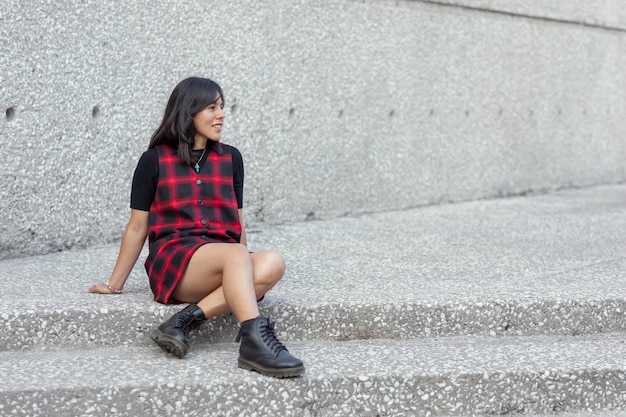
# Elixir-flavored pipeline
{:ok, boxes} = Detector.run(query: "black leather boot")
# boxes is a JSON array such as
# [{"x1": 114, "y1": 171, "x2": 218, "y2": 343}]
[
  {"x1": 235, "y1": 314, "x2": 305, "y2": 378},
  {"x1": 150, "y1": 304, "x2": 206, "y2": 358}
]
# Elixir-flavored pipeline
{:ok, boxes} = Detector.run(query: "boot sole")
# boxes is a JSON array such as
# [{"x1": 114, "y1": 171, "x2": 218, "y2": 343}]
[
  {"x1": 238, "y1": 357, "x2": 306, "y2": 378},
  {"x1": 150, "y1": 329, "x2": 187, "y2": 359}
]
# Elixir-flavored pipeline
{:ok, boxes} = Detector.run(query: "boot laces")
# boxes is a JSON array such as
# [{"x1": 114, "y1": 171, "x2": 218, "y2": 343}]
[
  {"x1": 174, "y1": 310, "x2": 197, "y2": 333},
  {"x1": 260, "y1": 318, "x2": 287, "y2": 355},
  {"x1": 175, "y1": 314, "x2": 192, "y2": 333}
]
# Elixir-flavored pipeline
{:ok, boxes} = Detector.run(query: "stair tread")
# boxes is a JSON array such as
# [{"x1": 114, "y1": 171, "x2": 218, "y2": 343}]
[
  {"x1": 2, "y1": 332, "x2": 625, "y2": 392},
  {"x1": 1, "y1": 185, "x2": 625, "y2": 311},
  {"x1": 2, "y1": 333, "x2": 624, "y2": 416}
]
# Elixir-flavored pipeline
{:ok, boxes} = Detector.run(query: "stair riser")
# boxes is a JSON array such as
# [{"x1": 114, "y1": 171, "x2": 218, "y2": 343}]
[
  {"x1": 2, "y1": 299, "x2": 625, "y2": 351},
  {"x1": 1, "y1": 370, "x2": 624, "y2": 416}
]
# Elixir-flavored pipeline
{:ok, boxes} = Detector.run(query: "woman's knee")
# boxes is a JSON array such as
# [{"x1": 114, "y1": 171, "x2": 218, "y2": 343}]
[
  {"x1": 224, "y1": 243, "x2": 252, "y2": 263},
  {"x1": 267, "y1": 250, "x2": 286, "y2": 279},
  {"x1": 253, "y1": 250, "x2": 286, "y2": 286}
]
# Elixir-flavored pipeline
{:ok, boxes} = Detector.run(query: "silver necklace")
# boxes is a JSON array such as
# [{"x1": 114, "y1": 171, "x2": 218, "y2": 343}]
[{"x1": 194, "y1": 148, "x2": 207, "y2": 173}]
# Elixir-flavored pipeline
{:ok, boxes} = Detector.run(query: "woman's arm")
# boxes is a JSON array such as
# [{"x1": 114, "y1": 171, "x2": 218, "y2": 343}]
[
  {"x1": 238, "y1": 208, "x2": 247, "y2": 247},
  {"x1": 88, "y1": 209, "x2": 149, "y2": 294}
]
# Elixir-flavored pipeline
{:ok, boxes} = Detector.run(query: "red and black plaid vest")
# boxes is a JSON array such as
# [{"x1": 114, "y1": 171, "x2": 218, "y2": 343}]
[
  {"x1": 148, "y1": 144, "x2": 242, "y2": 245},
  {"x1": 144, "y1": 144, "x2": 242, "y2": 303}
]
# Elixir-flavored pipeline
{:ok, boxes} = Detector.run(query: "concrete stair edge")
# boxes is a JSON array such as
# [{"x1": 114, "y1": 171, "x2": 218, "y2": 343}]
[
  {"x1": 2, "y1": 296, "x2": 625, "y2": 351},
  {"x1": 1, "y1": 333, "x2": 625, "y2": 417}
]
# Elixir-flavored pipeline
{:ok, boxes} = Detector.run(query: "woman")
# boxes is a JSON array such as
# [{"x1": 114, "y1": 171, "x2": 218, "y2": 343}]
[{"x1": 88, "y1": 77, "x2": 305, "y2": 378}]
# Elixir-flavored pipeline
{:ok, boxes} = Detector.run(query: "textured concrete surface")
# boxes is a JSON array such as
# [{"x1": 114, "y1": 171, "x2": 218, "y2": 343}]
[
  {"x1": 1, "y1": 334, "x2": 625, "y2": 416},
  {"x1": 0, "y1": 185, "x2": 625, "y2": 352},
  {"x1": 528, "y1": 413, "x2": 626, "y2": 417},
  {"x1": 423, "y1": 0, "x2": 626, "y2": 29},
  {"x1": 2, "y1": 0, "x2": 625, "y2": 258},
  {"x1": 0, "y1": 185, "x2": 625, "y2": 415},
  {"x1": 529, "y1": 413, "x2": 626, "y2": 417}
]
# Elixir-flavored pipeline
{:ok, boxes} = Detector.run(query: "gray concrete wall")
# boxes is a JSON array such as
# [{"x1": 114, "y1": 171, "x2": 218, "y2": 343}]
[{"x1": 1, "y1": 0, "x2": 625, "y2": 259}]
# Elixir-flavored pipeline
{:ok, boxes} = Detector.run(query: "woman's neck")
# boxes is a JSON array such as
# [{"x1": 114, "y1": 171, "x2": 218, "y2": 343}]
[{"x1": 193, "y1": 138, "x2": 208, "y2": 150}]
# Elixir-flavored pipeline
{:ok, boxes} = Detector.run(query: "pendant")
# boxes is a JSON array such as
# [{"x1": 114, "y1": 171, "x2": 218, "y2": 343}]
[{"x1": 195, "y1": 163, "x2": 200, "y2": 173}]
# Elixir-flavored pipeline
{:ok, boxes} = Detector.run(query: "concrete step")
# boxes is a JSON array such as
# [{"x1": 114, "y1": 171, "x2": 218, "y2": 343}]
[
  {"x1": 1, "y1": 333, "x2": 624, "y2": 416},
  {"x1": 2, "y1": 295, "x2": 625, "y2": 352},
  {"x1": 1, "y1": 185, "x2": 625, "y2": 352}
]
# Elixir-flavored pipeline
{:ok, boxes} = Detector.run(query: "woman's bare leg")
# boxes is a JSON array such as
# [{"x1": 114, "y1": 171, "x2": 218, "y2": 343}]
[
  {"x1": 154, "y1": 245, "x2": 302, "y2": 376},
  {"x1": 172, "y1": 247, "x2": 286, "y2": 322}
]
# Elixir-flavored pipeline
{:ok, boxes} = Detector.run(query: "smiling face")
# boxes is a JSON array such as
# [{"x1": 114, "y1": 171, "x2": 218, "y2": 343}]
[{"x1": 193, "y1": 97, "x2": 224, "y2": 148}]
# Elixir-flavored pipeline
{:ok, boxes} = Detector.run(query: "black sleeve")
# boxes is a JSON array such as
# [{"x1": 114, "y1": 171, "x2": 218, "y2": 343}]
[
  {"x1": 231, "y1": 147, "x2": 244, "y2": 208},
  {"x1": 130, "y1": 149, "x2": 159, "y2": 211}
]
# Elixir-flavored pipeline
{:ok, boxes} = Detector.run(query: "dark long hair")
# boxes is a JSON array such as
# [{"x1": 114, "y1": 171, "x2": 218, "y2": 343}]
[{"x1": 149, "y1": 77, "x2": 224, "y2": 164}]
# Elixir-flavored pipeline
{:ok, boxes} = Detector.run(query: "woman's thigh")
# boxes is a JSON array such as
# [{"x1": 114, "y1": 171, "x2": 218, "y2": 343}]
[{"x1": 172, "y1": 242, "x2": 250, "y2": 303}]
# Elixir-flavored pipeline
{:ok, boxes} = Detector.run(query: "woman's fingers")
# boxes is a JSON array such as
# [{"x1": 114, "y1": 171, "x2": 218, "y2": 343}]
[{"x1": 87, "y1": 283, "x2": 114, "y2": 294}]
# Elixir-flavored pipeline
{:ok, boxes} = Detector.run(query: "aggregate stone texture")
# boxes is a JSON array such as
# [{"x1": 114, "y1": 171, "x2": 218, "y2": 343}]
[
  {"x1": 0, "y1": 334, "x2": 624, "y2": 416},
  {"x1": 526, "y1": 412, "x2": 626, "y2": 417},
  {"x1": 2, "y1": 0, "x2": 626, "y2": 258},
  {"x1": 426, "y1": 0, "x2": 626, "y2": 29},
  {"x1": 0, "y1": 186, "x2": 625, "y2": 351}
]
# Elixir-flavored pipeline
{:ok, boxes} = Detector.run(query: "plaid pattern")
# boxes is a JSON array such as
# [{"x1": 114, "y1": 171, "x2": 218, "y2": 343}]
[{"x1": 144, "y1": 145, "x2": 242, "y2": 304}]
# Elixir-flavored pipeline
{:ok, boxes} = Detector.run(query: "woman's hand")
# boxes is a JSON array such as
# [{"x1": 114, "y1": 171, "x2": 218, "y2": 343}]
[
  {"x1": 86, "y1": 209, "x2": 148, "y2": 296},
  {"x1": 87, "y1": 283, "x2": 123, "y2": 295}
]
